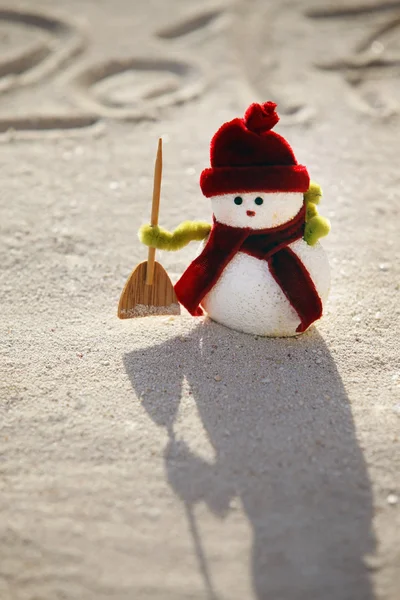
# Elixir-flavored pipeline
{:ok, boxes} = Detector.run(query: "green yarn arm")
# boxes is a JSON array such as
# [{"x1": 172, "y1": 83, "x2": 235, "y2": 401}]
[
  {"x1": 138, "y1": 221, "x2": 211, "y2": 251},
  {"x1": 306, "y1": 202, "x2": 318, "y2": 221},
  {"x1": 303, "y1": 181, "x2": 330, "y2": 245},
  {"x1": 304, "y1": 180, "x2": 322, "y2": 206},
  {"x1": 304, "y1": 215, "x2": 331, "y2": 246}
]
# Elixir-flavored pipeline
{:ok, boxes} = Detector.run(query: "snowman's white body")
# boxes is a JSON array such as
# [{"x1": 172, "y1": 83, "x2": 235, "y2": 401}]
[{"x1": 199, "y1": 192, "x2": 330, "y2": 337}]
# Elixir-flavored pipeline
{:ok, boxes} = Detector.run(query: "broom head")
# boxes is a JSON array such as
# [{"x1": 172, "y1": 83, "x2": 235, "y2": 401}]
[{"x1": 118, "y1": 260, "x2": 180, "y2": 318}]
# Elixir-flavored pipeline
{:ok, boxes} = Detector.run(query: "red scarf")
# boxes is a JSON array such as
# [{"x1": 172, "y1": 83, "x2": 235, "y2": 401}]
[{"x1": 174, "y1": 205, "x2": 322, "y2": 333}]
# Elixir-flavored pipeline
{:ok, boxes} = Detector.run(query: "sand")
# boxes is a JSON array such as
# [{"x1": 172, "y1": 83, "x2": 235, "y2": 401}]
[{"x1": 1, "y1": 0, "x2": 399, "y2": 599}]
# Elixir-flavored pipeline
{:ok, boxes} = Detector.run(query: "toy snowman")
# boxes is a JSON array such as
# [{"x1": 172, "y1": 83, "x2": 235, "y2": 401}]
[{"x1": 140, "y1": 102, "x2": 330, "y2": 336}]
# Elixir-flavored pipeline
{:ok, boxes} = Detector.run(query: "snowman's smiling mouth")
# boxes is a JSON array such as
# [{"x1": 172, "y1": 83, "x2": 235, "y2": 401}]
[{"x1": 246, "y1": 210, "x2": 256, "y2": 217}]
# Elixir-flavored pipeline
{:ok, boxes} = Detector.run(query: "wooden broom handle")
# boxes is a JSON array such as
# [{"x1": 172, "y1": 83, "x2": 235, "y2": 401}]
[{"x1": 146, "y1": 138, "x2": 162, "y2": 285}]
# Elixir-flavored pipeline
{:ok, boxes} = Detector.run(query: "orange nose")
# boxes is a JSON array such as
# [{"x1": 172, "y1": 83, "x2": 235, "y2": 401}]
[{"x1": 246, "y1": 210, "x2": 256, "y2": 217}]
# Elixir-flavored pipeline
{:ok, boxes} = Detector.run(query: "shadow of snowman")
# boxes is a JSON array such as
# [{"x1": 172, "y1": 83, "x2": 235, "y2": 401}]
[{"x1": 124, "y1": 319, "x2": 375, "y2": 600}]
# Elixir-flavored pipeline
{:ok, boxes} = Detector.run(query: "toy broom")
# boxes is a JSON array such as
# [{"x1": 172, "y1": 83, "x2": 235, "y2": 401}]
[{"x1": 117, "y1": 138, "x2": 180, "y2": 318}]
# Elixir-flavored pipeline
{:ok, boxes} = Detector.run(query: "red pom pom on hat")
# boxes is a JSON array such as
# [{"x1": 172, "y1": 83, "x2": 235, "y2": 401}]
[
  {"x1": 244, "y1": 101, "x2": 280, "y2": 133},
  {"x1": 200, "y1": 102, "x2": 309, "y2": 197}
]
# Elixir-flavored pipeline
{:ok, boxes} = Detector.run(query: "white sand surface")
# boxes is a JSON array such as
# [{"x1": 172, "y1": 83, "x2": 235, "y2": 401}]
[{"x1": 1, "y1": 1, "x2": 399, "y2": 599}]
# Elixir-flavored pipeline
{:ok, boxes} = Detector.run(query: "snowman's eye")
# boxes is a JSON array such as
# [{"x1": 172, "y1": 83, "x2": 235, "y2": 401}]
[
  {"x1": 255, "y1": 197, "x2": 264, "y2": 206},
  {"x1": 234, "y1": 196, "x2": 243, "y2": 205}
]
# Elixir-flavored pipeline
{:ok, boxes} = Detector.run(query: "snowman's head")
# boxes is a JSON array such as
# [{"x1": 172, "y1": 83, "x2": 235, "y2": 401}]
[
  {"x1": 200, "y1": 102, "x2": 311, "y2": 226},
  {"x1": 210, "y1": 191, "x2": 304, "y2": 229}
]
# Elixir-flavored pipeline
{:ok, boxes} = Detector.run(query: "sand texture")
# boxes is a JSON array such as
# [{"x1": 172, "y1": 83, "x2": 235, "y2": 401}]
[{"x1": 1, "y1": 1, "x2": 399, "y2": 599}]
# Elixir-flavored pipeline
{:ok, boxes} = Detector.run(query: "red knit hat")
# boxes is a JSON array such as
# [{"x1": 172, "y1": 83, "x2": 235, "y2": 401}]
[{"x1": 200, "y1": 102, "x2": 310, "y2": 197}]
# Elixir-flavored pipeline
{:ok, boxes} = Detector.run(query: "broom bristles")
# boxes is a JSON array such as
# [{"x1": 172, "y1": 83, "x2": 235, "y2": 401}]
[{"x1": 119, "y1": 303, "x2": 180, "y2": 318}]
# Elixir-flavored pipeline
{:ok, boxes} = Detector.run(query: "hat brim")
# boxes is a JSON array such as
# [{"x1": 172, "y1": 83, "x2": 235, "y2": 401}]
[{"x1": 200, "y1": 165, "x2": 310, "y2": 198}]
